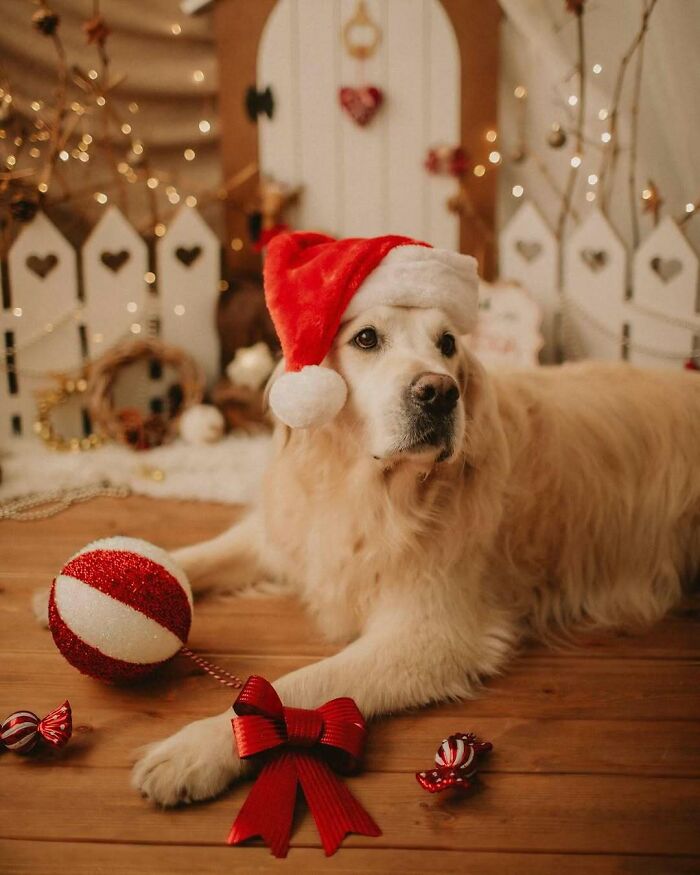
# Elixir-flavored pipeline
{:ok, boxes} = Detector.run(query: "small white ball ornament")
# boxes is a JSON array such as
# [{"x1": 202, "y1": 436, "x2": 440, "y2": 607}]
[
  {"x1": 179, "y1": 403, "x2": 225, "y2": 445},
  {"x1": 49, "y1": 536, "x2": 192, "y2": 684}
]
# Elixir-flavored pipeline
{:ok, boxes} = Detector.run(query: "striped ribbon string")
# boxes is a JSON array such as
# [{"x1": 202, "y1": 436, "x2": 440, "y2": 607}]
[{"x1": 180, "y1": 646, "x2": 243, "y2": 689}]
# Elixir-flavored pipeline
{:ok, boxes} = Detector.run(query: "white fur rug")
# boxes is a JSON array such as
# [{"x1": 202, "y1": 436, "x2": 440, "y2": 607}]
[{"x1": 0, "y1": 434, "x2": 271, "y2": 505}]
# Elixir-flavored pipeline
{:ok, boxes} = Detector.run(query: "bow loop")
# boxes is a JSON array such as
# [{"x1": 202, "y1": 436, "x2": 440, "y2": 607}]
[{"x1": 234, "y1": 675, "x2": 284, "y2": 719}]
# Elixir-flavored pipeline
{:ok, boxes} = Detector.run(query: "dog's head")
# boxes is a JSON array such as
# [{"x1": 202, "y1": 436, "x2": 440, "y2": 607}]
[{"x1": 326, "y1": 305, "x2": 468, "y2": 464}]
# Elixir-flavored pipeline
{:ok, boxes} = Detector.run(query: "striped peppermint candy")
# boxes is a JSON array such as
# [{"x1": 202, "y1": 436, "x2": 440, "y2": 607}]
[
  {"x1": 1, "y1": 710, "x2": 41, "y2": 753},
  {"x1": 435, "y1": 734, "x2": 476, "y2": 772},
  {"x1": 49, "y1": 536, "x2": 192, "y2": 684},
  {"x1": 1, "y1": 701, "x2": 72, "y2": 753}
]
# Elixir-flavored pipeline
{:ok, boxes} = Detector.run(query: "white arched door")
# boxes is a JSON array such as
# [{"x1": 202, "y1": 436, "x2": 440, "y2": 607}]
[{"x1": 257, "y1": 0, "x2": 460, "y2": 248}]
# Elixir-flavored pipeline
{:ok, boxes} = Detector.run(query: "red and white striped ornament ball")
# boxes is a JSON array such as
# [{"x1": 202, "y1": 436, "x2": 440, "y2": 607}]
[{"x1": 49, "y1": 536, "x2": 193, "y2": 684}]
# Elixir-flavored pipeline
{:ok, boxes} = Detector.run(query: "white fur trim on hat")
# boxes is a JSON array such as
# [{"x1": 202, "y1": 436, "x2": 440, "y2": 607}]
[
  {"x1": 343, "y1": 244, "x2": 479, "y2": 333},
  {"x1": 269, "y1": 365, "x2": 348, "y2": 429}
]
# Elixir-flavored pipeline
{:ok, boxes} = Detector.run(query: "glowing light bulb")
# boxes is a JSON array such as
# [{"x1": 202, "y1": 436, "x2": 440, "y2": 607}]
[
  {"x1": 130, "y1": 323, "x2": 142, "y2": 335},
  {"x1": 59, "y1": 150, "x2": 69, "y2": 161},
  {"x1": 94, "y1": 192, "x2": 108, "y2": 204},
  {"x1": 473, "y1": 164, "x2": 486, "y2": 177},
  {"x1": 96, "y1": 96, "x2": 106, "y2": 107},
  {"x1": 514, "y1": 85, "x2": 527, "y2": 99},
  {"x1": 592, "y1": 63, "x2": 603, "y2": 74},
  {"x1": 601, "y1": 131, "x2": 611, "y2": 143},
  {"x1": 145, "y1": 272, "x2": 156, "y2": 284},
  {"x1": 570, "y1": 155, "x2": 582, "y2": 168},
  {"x1": 488, "y1": 150, "x2": 501, "y2": 164},
  {"x1": 147, "y1": 177, "x2": 159, "y2": 189},
  {"x1": 567, "y1": 95, "x2": 578, "y2": 106},
  {"x1": 126, "y1": 302, "x2": 138, "y2": 313},
  {"x1": 598, "y1": 108, "x2": 609, "y2": 121},
  {"x1": 586, "y1": 191, "x2": 596, "y2": 202},
  {"x1": 486, "y1": 130, "x2": 497, "y2": 143},
  {"x1": 174, "y1": 304, "x2": 185, "y2": 316},
  {"x1": 588, "y1": 174, "x2": 598, "y2": 185},
  {"x1": 198, "y1": 119, "x2": 211, "y2": 133},
  {"x1": 686, "y1": 203, "x2": 695, "y2": 214},
  {"x1": 192, "y1": 70, "x2": 205, "y2": 84},
  {"x1": 31, "y1": 101, "x2": 41, "y2": 111},
  {"x1": 88, "y1": 69, "x2": 98, "y2": 80},
  {"x1": 512, "y1": 185, "x2": 524, "y2": 198},
  {"x1": 171, "y1": 23, "x2": 182, "y2": 35},
  {"x1": 184, "y1": 148, "x2": 195, "y2": 161},
  {"x1": 121, "y1": 123, "x2": 132, "y2": 135},
  {"x1": 185, "y1": 195, "x2": 197, "y2": 207}
]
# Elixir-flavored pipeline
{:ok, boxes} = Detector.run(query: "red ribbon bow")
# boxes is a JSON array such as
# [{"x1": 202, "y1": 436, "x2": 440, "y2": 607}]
[{"x1": 228, "y1": 675, "x2": 381, "y2": 857}]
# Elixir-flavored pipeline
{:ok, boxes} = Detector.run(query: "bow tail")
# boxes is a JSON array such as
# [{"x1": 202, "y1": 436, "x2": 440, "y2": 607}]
[
  {"x1": 228, "y1": 752, "x2": 298, "y2": 858},
  {"x1": 296, "y1": 753, "x2": 382, "y2": 856}
]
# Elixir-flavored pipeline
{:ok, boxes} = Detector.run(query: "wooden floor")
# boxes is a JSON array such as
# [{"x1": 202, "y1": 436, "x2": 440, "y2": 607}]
[{"x1": 1, "y1": 496, "x2": 699, "y2": 874}]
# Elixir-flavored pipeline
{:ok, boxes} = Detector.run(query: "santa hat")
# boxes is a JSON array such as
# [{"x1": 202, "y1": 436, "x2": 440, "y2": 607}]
[{"x1": 264, "y1": 232, "x2": 479, "y2": 429}]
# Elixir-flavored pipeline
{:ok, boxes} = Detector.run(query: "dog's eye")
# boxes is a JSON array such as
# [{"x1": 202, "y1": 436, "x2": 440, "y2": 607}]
[
  {"x1": 439, "y1": 332, "x2": 457, "y2": 357},
  {"x1": 353, "y1": 328, "x2": 379, "y2": 350}
]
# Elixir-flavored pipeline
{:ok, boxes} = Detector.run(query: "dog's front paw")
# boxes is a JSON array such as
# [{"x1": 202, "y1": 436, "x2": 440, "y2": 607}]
[{"x1": 132, "y1": 712, "x2": 240, "y2": 806}]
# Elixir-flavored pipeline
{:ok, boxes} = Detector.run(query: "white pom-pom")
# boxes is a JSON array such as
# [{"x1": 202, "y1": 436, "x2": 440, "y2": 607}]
[
  {"x1": 269, "y1": 366, "x2": 347, "y2": 429},
  {"x1": 179, "y1": 404, "x2": 225, "y2": 445}
]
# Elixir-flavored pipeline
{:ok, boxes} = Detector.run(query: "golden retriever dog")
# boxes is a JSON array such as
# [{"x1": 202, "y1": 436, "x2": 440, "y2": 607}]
[{"x1": 132, "y1": 304, "x2": 700, "y2": 806}]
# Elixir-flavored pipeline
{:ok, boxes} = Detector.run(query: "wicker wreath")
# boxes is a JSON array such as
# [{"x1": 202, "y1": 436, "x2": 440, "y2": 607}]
[{"x1": 88, "y1": 338, "x2": 204, "y2": 448}]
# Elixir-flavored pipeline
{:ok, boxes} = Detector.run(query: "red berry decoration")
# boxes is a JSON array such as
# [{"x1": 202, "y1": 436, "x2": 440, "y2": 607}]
[
  {"x1": 1, "y1": 702, "x2": 72, "y2": 754},
  {"x1": 416, "y1": 732, "x2": 492, "y2": 793}
]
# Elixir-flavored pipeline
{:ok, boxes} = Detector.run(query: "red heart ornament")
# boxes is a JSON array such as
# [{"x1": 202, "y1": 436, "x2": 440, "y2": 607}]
[{"x1": 339, "y1": 86, "x2": 384, "y2": 127}]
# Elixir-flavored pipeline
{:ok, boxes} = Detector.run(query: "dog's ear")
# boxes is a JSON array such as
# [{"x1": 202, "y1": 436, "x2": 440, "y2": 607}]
[
  {"x1": 458, "y1": 343, "x2": 503, "y2": 466},
  {"x1": 262, "y1": 357, "x2": 286, "y2": 414},
  {"x1": 262, "y1": 358, "x2": 292, "y2": 446}
]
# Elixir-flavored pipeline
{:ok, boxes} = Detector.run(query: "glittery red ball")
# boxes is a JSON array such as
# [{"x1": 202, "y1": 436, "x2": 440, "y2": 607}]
[{"x1": 48, "y1": 537, "x2": 192, "y2": 684}]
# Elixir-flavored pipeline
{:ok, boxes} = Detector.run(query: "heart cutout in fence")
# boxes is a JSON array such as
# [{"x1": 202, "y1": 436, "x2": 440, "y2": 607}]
[
  {"x1": 580, "y1": 248, "x2": 608, "y2": 273},
  {"x1": 515, "y1": 240, "x2": 542, "y2": 263},
  {"x1": 26, "y1": 253, "x2": 58, "y2": 279},
  {"x1": 175, "y1": 245, "x2": 202, "y2": 267},
  {"x1": 100, "y1": 249, "x2": 130, "y2": 273},
  {"x1": 650, "y1": 256, "x2": 683, "y2": 283},
  {"x1": 339, "y1": 86, "x2": 384, "y2": 127}
]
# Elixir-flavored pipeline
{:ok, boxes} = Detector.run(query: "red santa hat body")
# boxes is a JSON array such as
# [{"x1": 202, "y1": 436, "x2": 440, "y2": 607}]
[{"x1": 264, "y1": 232, "x2": 479, "y2": 429}]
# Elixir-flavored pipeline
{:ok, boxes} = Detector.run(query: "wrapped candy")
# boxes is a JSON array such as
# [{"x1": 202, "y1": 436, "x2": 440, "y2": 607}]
[
  {"x1": 416, "y1": 732, "x2": 492, "y2": 793},
  {"x1": 0, "y1": 701, "x2": 72, "y2": 754}
]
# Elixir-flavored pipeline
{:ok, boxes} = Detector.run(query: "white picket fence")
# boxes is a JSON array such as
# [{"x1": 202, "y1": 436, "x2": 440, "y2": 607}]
[
  {"x1": 2, "y1": 199, "x2": 697, "y2": 446},
  {"x1": 0, "y1": 205, "x2": 221, "y2": 443},
  {"x1": 500, "y1": 202, "x2": 700, "y2": 367}
]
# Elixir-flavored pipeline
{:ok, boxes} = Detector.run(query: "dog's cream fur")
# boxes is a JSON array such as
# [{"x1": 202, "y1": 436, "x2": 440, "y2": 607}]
[{"x1": 132, "y1": 306, "x2": 700, "y2": 806}]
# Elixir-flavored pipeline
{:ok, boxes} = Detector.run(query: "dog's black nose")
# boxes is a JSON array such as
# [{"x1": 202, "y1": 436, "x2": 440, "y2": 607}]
[{"x1": 410, "y1": 372, "x2": 460, "y2": 416}]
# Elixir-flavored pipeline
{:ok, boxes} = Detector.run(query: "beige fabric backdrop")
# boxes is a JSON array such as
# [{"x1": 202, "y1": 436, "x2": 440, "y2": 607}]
[{"x1": 1, "y1": 0, "x2": 223, "y2": 239}]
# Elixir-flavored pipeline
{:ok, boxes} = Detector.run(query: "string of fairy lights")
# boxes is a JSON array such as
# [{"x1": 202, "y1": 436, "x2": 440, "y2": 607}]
[
  {"x1": 465, "y1": 1, "x2": 697, "y2": 237},
  {"x1": 0, "y1": 1, "x2": 236, "y2": 253}
]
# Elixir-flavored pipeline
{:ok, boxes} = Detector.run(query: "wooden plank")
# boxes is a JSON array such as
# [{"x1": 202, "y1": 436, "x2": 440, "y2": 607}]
[
  {"x1": 385, "y1": 0, "x2": 427, "y2": 239},
  {"x1": 1, "y1": 768, "x2": 698, "y2": 855},
  {"x1": 425, "y1": 0, "x2": 461, "y2": 248},
  {"x1": 213, "y1": 0, "x2": 276, "y2": 275},
  {"x1": 1, "y1": 650, "x2": 700, "y2": 759},
  {"x1": 338, "y1": 0, "x2": 389, "y2": 238},
  {"x1": 4, "y1": 580, "x2": 700, "y2": 662},
  {"x1": 257, "y1": 0, "x2": 301, "y2": 197},
  {"x1": 439, "y1": 0, "x2": 500, "y2": 277},
  {"x1": 4, "y1": 841, "x2": 699, "y2": 875},
  {"x1": 296, "y1": 0, "x2": 342, "y2": 235}
]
